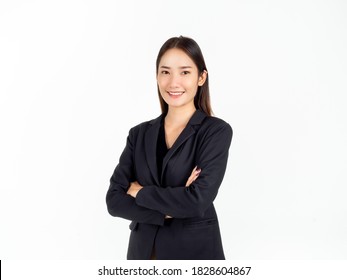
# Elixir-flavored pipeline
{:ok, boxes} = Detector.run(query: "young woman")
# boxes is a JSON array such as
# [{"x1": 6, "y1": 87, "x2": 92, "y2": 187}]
[{"x1": 106, "y1": 36, "x2": 233, "y2": 260}]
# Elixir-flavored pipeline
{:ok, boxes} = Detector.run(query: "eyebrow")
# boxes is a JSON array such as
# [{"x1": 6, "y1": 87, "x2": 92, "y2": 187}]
[{"x1": 160, "y1": 66, "x2": 193, "y2": 69}]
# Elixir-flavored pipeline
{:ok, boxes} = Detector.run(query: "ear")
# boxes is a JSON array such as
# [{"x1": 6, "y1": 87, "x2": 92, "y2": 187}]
[{"x1": 198, "y1": 70, "x2": 208, "y2": 86}]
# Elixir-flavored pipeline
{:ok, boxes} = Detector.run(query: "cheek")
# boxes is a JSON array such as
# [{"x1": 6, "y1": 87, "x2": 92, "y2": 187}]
[
  {"x1": 157, "y1": 77, "x2": 168, "y2": 90},
  {"x1": 157, "y1": 80, "x2": 168, "y2": 98},
  {"x1": 186, "y1": 79, "x2": 199, "y2": 92}
]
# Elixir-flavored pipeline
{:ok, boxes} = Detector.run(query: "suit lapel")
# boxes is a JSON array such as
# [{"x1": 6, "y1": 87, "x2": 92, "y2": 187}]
[
  {"x1": 144, "y1": 110, "x2": 207, "y2": 186},
  {"x1": 144, "y1": 114, "x2": 162, "y2": 186},
  {"x1": 161, "y1": 110, "x2": 207, "y2": 181}
]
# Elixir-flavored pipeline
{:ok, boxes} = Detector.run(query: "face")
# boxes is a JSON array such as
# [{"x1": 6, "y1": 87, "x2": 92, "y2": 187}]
[{"x1": 157, "y1": 48, "x2": 207, "y2": 111}]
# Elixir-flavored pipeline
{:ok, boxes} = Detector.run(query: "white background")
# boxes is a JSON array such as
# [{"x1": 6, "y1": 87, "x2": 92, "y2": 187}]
[{"x1": 1, "y1": 0, "x2": 346, "y2": 260}]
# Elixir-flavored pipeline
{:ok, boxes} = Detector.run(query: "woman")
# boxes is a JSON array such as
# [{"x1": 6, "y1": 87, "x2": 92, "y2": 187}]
[{"x1": 106, "y1": 36, "x2": 233, "y2": 260}]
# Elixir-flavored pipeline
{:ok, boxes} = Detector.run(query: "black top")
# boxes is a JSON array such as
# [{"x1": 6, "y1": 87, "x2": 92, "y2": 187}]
[{"x1": 156, "y1": 119, "x2": 169, "y2": 179}]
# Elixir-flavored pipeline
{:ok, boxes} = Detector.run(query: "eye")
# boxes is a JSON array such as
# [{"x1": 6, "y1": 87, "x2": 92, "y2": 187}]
[
  {"x1": 161, "y1": 70, "x2": 170, "y2": 75},
  {"x1": 182, "y1": 71, "x2": 190, "y2": 75}
]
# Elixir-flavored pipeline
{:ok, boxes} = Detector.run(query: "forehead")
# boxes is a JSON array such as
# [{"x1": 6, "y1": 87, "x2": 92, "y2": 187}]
[{"x1": 159, "y1": 48, "x2": 196, "y2": 68}]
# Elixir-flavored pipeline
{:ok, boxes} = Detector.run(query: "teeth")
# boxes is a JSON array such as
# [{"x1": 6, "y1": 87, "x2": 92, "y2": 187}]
[{"x1": 169, "y1": 91, "x2": 184, "y2": 96}]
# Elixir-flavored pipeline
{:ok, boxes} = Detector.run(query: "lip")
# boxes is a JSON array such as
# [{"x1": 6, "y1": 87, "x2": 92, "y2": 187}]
[{"x1": 168, "y1": 91, "x2": 185, "y2": 97}]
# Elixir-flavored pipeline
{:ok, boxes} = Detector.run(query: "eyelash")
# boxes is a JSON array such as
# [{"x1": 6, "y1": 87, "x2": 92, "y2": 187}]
[{"x1": 160, "y1": 71, "x2": 190, "y2": 75}]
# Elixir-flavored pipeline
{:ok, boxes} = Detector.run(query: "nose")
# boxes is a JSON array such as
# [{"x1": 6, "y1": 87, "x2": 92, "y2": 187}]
[{"x1": 168, "y1": 73, "x2": 181, "y2": 88}]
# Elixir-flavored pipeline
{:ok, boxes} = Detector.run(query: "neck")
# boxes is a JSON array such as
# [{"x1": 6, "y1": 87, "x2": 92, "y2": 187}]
[{"x1": 165, "y1": 105, "x2": 196, "y2": 127}]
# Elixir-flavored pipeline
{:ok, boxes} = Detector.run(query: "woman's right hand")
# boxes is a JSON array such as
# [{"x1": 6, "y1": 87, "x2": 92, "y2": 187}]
[{"x1": 185, "y1": 166, "x2": 201, "y2": 187}]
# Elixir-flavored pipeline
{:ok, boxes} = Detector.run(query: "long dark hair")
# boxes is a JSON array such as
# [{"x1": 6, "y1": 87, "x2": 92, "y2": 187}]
[{"x1": 156, "y1": 36, "x2": 213, "y2": 116}]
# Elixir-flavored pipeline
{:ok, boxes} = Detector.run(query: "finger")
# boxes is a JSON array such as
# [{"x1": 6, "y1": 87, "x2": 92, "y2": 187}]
[
  {"x1": 190, "y1": 166, "x2": 197, "y2": 175},
  {"x1": 186, "y1": 175, "x2": 198, "y2": 187},
  {"x1": 191, "y1": 175, "x2": 199, "y2": 183},
  {"x1": 186, "y1": 167, "x2": 200, "y2": 187},
  {"x1": 188, "y1": 172, "x2": 197, "y2": 182},
  {"x1": 185, "y1": 178, "x2": 193, "y2": 187},
  {"x1": 190, "y1": 172, "x2": 201, "y2": 184}
]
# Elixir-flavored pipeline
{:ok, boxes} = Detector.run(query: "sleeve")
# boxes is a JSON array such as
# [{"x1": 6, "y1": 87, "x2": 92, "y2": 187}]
[
  {"x1": 106, "y1": 127, "x2": 165, "y2": 226},
  {"x1": 135, "y1": 121, "x2": 233, "y2": 218}
]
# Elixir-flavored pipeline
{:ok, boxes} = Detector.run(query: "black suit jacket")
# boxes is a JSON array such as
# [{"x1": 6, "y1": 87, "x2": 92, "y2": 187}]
[{"x1": 106, "y1": 109, "x2": 233, "y2": 260}]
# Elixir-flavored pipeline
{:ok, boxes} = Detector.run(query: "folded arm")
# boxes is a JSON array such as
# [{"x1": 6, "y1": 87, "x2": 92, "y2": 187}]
[
  {"x1": 134, "y1": 122, "x2": 233, "y2": 219},
  {"x1": 106, "y1": 128, "x2": 165, "y2": 226}
]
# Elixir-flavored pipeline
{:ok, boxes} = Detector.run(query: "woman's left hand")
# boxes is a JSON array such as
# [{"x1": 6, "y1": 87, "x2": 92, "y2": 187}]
[
  {"x1": 185, "y1": 166, "x2": 201, "y2": 187},
  {"x1": 127, "y1": 181, "x2": 143, "y2": 198}
]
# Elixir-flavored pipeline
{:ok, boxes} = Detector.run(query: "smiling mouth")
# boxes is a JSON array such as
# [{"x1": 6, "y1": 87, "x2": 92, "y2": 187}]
[{"x1": 168, "y1": 91, "x2": 184, "y2": 96}]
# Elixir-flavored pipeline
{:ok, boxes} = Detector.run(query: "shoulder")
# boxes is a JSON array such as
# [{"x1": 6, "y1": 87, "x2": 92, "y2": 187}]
[
  {"x1": 203, "y1": 115, "x2": 232, "y2": 129},
  {"x1": 193, "y1": 114, "x2": 233, "y2": 152},
  {"x1": 193, "y1": 114, "x2": 233, "y2": 151},
  {"x1": 128, "y1": 114, "x2": 162, "y2": 136},
  {"x1": 200, "y1": 115, "x2": 233, "y2": 137}
]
